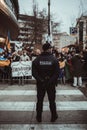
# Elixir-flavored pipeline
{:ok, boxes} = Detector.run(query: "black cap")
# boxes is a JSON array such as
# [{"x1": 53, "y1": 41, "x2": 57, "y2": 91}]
[{"x1": 42, "y1": 43, "x2": 52, "y2": 51}]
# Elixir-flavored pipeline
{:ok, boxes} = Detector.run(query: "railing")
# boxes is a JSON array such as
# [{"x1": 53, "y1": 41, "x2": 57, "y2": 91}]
[{"x1": 0, "y1": 69, "x2": 33, "y2": 85}]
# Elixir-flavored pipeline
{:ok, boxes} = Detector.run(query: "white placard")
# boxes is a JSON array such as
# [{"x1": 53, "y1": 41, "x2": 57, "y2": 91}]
[{"x1": 11, "y1": 61, "x2": 32, "y2": 77}]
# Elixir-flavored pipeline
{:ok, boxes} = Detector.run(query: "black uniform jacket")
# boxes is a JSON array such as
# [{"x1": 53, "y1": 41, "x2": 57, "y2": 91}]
[{"x1": 32, "y1": 52, "x2": 60, "y2": 86}]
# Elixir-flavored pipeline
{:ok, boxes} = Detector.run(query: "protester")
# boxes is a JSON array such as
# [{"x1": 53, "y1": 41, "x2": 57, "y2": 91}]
[
  {"x1": 20, "y1": 50, "x2": 30, "y2": 61},
  {"x1": 71, "y1": 48, "x2": 83, "y2": 87},
  {"x1": 65, "y1": 53, "x2": 73, "y2": 82},
  {"x1": 58, "y1": 53, "x2": 66, "y2": 84},
  {"x1": 35, "y1": 49, "x2": 41, "y2": 56},
  {"x1": 32, "y1": 42, "x2": 60, "y2": 122},
  {"x1": 12, "y1": 51, "x2": 21, "y2": 62}
]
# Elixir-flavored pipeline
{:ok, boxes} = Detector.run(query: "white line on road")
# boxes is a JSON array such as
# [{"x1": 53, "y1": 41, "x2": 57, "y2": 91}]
[
  {"x1": 0, "y1": 101, "x2": 87, "y2": 111},
  {"x1": 0, "y1": 124, "x2": 87, "y2": 130},
  {"x1": 0, "y1": 90, "x2": 83, "y2": 95}
]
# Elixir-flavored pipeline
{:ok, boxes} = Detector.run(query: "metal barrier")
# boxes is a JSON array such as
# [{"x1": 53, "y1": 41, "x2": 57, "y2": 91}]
[
  {"x1": 11, "y1": 76, "x2": 32, "y2": 85},
  {"x1": 0, "y1": 66, "x2": 32, "y2": 85},
  {"x1": 0, "y1": 66, "x2": 11, "y2": 84},
  {"x1": 0, "y1": 75, "x2": 33, "y2": 85}
]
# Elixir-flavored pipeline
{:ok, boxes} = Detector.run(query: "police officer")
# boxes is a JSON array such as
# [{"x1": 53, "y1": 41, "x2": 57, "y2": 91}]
[{"x1": 32, "y1": 42, "x2": 60, "y2": 122}]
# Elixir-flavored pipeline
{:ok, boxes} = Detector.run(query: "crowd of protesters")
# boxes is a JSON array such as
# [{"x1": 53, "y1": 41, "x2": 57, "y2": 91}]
[
  {"x1": 0, "y1": 42, "x2": 87, "y2": 87},
  {"x1": 53, "y1": 46, "x2": 87, "y2": 87}
]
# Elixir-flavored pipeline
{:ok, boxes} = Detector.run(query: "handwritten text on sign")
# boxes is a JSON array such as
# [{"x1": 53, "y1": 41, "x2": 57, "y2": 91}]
[{"x1": 11, "y1": 61, "x2": 32, "y2": 77}]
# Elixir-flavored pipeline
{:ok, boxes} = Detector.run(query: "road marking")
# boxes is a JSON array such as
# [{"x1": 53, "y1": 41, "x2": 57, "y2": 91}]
[
  {"x1": 0, "y1": 101, "x2": 87, "y2": 111},
  {"x1": 0, "y1": 90, "x2": 83, "y2": 95},
  {"x1": 0, "y1": 124, "x2": 87, "y2": 130}
]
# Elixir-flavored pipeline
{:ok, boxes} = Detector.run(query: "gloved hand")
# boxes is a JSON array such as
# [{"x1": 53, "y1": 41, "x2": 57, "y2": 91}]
[{"x1": 37, "y1": 78, "x2": 44, "y2": 83}]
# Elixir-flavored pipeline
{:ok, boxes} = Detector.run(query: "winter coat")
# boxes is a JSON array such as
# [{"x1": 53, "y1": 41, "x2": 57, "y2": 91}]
[{"x1": 71, "y1": 54, "x2": 83, "y2": 77}]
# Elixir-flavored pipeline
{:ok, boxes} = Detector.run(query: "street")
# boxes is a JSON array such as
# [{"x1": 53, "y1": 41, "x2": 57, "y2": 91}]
[{"x1": 0, "y1": 82, "x2": 87, "y2": 130}]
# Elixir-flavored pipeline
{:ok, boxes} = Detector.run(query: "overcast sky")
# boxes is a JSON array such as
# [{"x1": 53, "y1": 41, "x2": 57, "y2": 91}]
[{"x1": 18, "y1": 0, "x2": 87, "y2": 34}]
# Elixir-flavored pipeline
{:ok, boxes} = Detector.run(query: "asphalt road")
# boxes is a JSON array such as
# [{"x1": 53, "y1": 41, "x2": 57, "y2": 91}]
[{"x1": 0, "y1": 83, "x2": 87, "y2": 130}]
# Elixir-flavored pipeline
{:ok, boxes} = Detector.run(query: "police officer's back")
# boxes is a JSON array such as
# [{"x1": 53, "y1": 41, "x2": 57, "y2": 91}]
[{"x1": 32, "y1": 43, "x2": 59, "y2": 122}]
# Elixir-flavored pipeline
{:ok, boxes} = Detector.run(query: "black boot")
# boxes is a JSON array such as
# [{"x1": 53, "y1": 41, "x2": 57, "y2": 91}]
[
  {"x1": 36, "y1": 116, "x2": 42, "y2": 122},
  {"x1": 50, "y1": 114, "x2": 58, "y2": 122},
  {"x1": 36, "y1": 112, "x2": 42, "y2": 122}
]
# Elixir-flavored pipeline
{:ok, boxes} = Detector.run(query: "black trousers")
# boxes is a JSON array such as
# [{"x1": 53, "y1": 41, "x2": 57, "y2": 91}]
[{"x1": 36, "y1": 82, "x2": 57, "y2": 117}]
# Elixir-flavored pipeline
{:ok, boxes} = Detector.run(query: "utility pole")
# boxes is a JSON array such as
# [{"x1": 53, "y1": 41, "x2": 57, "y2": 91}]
[
  {"x1": 46, "y1": 0, "x2": 51, "y2": 44},
  {"x1": 33, "y1": 0, "x2": 37, "y2": 44},
  {"x1": 48, "y1": 0, "x2": 50, "y2": 36}
]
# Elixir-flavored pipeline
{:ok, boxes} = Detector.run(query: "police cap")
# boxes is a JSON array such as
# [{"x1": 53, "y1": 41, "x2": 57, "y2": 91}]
[{"x1": 42, "y1": 43, "x2": 52, "y2": 51}]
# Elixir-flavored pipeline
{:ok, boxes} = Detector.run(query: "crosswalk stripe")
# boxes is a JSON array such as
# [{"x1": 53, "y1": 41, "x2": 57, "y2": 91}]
[
  {"x1": 0, "y1": 90, "x2": 83, "y2": 95},
  {"x1": 0, "y1": 84, "x2": 87, "y2": 130},
  {"x1": 0, "y1": 101, "x2": 87, "y2": 111},
  {"x1": 0, "y1": 124, "x2": 87, "y2": 130}
]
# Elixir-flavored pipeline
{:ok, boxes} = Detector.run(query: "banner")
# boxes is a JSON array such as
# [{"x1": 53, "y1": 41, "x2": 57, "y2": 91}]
[{"x1": 11, "y1": 61, "x2": 32, "y2": 77}]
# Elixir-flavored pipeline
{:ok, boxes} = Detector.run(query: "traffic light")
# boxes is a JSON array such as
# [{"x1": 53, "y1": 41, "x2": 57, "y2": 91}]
[{"x1": 70, "y1": 27, "x2": 77, "y2": 35}]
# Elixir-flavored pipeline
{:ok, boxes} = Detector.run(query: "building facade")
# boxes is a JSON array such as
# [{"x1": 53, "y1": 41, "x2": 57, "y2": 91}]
[
  {"x1": 76, "y1": 15, "x2": 87, "y2": 49},
  {"x1": 0, "y1": 0, "x2": 19, "y2": 40},
  {"x1": 17, "y1": 14, "x2": 47, "y2": 46}
]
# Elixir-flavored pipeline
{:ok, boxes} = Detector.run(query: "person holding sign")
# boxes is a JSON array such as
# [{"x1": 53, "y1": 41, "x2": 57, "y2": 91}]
[{"x1": 20, "y1": 50, "x2": 30, "y2": 61}]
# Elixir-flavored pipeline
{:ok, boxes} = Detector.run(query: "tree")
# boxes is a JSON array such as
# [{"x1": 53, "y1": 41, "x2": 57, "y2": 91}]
[
  {"x1": 22, "y1": 1, "x2": 60, "y2": 45},
  {"x1": 31, "y1": 3, "x2": 48, "y2": 45}
]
